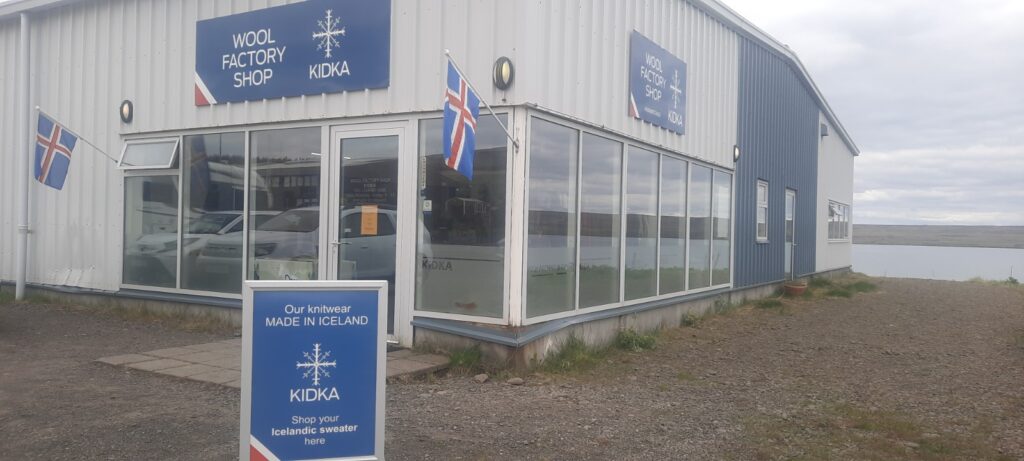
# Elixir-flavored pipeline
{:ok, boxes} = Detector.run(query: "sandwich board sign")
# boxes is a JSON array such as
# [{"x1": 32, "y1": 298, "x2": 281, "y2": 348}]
[{"x1": 241, "y1": 280, "x2": 387, "y2": 461}]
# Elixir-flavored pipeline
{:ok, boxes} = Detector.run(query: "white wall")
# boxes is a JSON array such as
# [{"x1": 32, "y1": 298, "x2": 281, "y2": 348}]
[
  {"x1": 815, "y1": 112, "x2": 855, "y2": 271},
  {"x1": 0, "y1": 0, "x2": 741, "y2": 291}
]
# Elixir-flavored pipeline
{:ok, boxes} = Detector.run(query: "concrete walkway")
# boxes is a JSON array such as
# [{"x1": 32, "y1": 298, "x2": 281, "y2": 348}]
[{"x1": 96, "y1": 339, "x2": 448, "y2": 388}]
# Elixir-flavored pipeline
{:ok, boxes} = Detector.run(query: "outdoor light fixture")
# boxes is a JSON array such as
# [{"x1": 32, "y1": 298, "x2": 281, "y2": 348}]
[
  {"x1": 493, "y1": 56, "x2": 514, "y2": 90},
  {"x1": 733, "y1": 145, "x2": 741, "y2": 163},
  {"x1": 119, "y1": 100, "x2": 134, "y2": 124},
  {"x1": 820, "y1": 123, "x2": 830, "y2": 137}
]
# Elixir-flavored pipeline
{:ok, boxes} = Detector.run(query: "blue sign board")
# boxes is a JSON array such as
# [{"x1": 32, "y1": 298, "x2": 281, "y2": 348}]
[
  {"x1": 195, "y1": 0, "x2": 391, "y2": 106},
  {"x1": 628, "y1": 31, "x2": 687, "y2": 134},
  {"x1": 241, "y1": 281, "x2": 387, "y2": 461}
]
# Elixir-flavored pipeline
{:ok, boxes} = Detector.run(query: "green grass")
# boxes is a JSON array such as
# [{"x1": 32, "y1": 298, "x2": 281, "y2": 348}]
[
  {"x1": 448, "y1": 347, "x2": 483, "y2": 371},
  {"x1": 809, "y1": 277, "x2": 835, "y2": 288},
  {"x1": 826, "y1": 287, "x2": 852, "y2": 298},
  {"x1": 615, "y1": 329, "x2": 657, "y2": 352},
  {"x1": 680, "y1": 313, "x2": 701, "y2": 327},
  {"x1": 755, "y1": 298, "x2": 784, "y2": 309},
  {"x1": 0, "y1": 291, "x2": 13, "y2": 304},
  {"x1": 746, "y1": 402, "x2": 1014, "y2": 461},
  {"x1": 846, "y1": 281, "x2": 878, "y2": 293},
  {"x1": 541, "y1": 335, "x2": 608, "y2": 373}
]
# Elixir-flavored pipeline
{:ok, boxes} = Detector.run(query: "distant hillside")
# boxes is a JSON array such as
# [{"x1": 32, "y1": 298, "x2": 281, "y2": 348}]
[{"x1": 853, "y1": 225, "x2": 1024, "y2": 249}]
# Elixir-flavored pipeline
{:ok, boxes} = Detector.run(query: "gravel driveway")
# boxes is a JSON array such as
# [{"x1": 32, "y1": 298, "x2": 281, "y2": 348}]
[{"x1": 2, "y1": 277, "x2": 1022, "y2": 460}]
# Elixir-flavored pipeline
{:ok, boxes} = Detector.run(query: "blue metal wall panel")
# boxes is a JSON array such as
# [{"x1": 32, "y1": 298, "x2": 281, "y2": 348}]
[{"x1": 735, "y1": 38, "x2": 819, "y2": 287}]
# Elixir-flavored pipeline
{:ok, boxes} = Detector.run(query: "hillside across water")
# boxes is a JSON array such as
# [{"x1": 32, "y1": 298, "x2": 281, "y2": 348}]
[{"x1": 853, "y1": 224, "x2": 1024, "y2": 249}]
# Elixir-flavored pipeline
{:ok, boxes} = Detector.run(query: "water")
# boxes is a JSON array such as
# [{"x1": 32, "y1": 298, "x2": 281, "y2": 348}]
[{"x1": 852, "y1": 244, "x2": 1024, "y2": 281}]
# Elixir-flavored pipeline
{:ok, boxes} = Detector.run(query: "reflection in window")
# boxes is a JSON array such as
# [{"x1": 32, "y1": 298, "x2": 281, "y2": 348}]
[
  {"x1": 123, "y1": 176, "x2": 179, "y2": 288},
  {"x1": 248, "y1": 127, "x2": 322, "y2": 282},
  {"x1": 689, "y1": 165, "x2": 713, "y2": 289},
  {"x1": 526, "y1": 118, "x2": 579, "y2": 317},
  {"x1": 624, "y1": 147, "x2": 659, "y2": 300},
  {"x1": 416, "y1": 117, "x2": 508, "y2": 318},
  {"x1": 712, "y1": 171, "x2": 732, "y2": 286},
  {"x1": 828, "y1": 201, "x2": 850, "y2": 240},
  {"x1": 579, "y1": 134, "x2": 622, "y2": 308},
  {"x1": 659, "y1": 157, "x2": 687, "y2": 294},
  {"x1": 756, "y1": 181, "x2": 768, "y2": 241},
  {"x1": 181, "y1": 133, "x2": 245, "y2": 293}
]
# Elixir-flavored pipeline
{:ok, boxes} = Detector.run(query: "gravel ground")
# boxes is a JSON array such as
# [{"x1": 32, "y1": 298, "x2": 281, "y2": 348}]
[{"x1": 2, "y1": 277, "x2": 1023, "y2": 460}]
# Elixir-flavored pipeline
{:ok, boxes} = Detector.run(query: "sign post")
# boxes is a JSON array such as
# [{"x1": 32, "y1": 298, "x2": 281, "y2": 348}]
[{"x1": 241, "y1": 280, "x2": 387, "y2": 461}]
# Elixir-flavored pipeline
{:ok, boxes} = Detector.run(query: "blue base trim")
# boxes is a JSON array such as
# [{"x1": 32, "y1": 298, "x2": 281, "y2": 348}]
[
  {"x1": 413, "y1": 287, "x2": 731, "y2": 348},
  {"x1": 0, "y1": 280, "x2": 242, "y2": 309}
]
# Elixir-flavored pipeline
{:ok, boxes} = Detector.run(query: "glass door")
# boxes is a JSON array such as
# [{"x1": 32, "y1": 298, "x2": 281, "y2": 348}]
[
  {"x1": 784, "y1": 189, "x2": 796, "y2": 280},
  {"x1": 328, "y1": 128, "x2": 406, "y2": 341}
]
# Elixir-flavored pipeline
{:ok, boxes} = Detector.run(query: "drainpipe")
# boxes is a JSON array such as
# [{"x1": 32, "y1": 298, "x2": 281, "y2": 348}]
[{"x1": 15, "y1": 12, "x2": 31, "y2": 300}]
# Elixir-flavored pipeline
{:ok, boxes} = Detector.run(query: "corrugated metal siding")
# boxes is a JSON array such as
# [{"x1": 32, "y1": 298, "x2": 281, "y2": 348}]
[
  {"x1": 734, "y1": 37, "x2": 819, "y2": 287},
  {"x1": 0, "y1": 0, "x2": 523, "y2": 290},
  {"x1": 519, "y1": 0, "x2": 739, "y2": 167},
  {"x1": 0, "y1": 18, "x2": 19, "y2": 283}
]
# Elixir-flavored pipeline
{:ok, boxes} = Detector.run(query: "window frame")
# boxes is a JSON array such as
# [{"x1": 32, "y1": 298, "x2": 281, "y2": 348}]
[
  {"x1": 521, "y1": 110, "x2": 735, "y2": 326},
  {"x1": 117, "y1": 137, "x2": 181, "y2": 170},
  {"x1": 756, "y1": 180, "x2": 769, "y2": 242},
  {"x1": 828, "y1": 200, "x2": 851, "y2": 241}
]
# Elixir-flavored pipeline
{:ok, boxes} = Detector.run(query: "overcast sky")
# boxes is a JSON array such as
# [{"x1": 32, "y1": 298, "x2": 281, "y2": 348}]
[{"x1": 725, "y1": 0, "x2": 1024, "y2": 225}]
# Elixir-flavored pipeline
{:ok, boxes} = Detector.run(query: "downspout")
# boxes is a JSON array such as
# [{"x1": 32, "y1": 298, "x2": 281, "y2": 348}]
[{"x1": 15, "y1": 12, "x2": 31, "y2": 300}]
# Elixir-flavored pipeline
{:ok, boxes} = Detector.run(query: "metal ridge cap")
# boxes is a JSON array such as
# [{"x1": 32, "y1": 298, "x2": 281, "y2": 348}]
[
  {"x1": 0, "y1": 0, "x2": 78, "y2": 18},
  {"x1": 689, "y1": 0, "x2": 860, "y2": 155}
]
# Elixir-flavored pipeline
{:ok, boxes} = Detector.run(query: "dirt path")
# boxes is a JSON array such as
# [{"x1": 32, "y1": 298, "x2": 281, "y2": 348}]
[{"x1": 2, "y1": 278, "x2": 1023, "y2": 460}]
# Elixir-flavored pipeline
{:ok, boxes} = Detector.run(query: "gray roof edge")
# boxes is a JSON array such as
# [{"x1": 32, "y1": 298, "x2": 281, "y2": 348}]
[
  {"x1": 0, "y1": 0, "x2": 83, "y2": 18},
  {"x1": 691, "y1": 0, "x2": 860, "y2": 155}
]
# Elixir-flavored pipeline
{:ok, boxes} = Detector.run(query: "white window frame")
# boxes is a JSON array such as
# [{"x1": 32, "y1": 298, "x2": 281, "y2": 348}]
[
  {"x1": 756, "y1": 180, "x2": 769, "y2": 242},
  {"x1": 117, "y1": 137, "x2": 180, "y2": 170},
  {"x1": 828, "y1": 200, "x2": 851, "y2": 241}
]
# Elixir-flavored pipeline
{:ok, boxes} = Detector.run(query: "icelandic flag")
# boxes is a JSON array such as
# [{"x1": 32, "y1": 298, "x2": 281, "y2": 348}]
[
  {"x1": 443, "y1": 61, "x2": 480, "y2": 180},
  {"x1": 34, "y1": 113, "x2": 78, "y2": 190}
]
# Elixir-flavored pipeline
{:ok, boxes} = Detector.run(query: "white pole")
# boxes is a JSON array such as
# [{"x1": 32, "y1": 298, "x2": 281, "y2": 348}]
[
  {"x1": 444, "y1": 49, "x2": 519, "y2": 151},
  {"x1": 15, "y1": 12, "x2": 31, "y2": 300}
]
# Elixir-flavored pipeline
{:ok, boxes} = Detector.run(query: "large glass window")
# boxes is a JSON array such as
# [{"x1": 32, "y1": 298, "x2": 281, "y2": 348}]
[
  {"x1": 624, "y1": 147, "x2": 659, "y2": 300},
  {"x1": 526, "y1": 118, "x2": 579, "y2": 317},
  {"x1": 659, "y1": 157, "x2": 687, "y2": 294},
  {"x1": 712, "y1": 171, "x2": 732, "y2": 286},
  {"x1": 415, "y1": 116, "x2": 508, "y2": 318},
  {"x1": 247, "y1": 127, "x2": 322, "y2": 282},
  {"x1": 688, "y1": 165, "x2": 713, "y2": 289},
  {"x1": 578, "y1": 134, "x2": 622, "y2": 308},
  {"x1": 123, "y1": 176, "x2": 179, "y2": 288},
  {"x1": 180, "y1": 133, "x2": 245, "y2": 293}
]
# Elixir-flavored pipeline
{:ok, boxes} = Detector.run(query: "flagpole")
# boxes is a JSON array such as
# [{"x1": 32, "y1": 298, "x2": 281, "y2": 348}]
[
  {"x1": 444, "y1": 49, "x2": 519, "y2": 152},
  {"x1": 35, "y1": 106, "x2": 120, "y2": 164}
]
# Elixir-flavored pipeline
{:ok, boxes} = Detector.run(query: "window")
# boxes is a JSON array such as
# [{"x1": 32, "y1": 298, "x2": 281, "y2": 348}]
[
  {"x1": 756, "y1": 180, "x2": 769, "y2": 241},
  {"x1": 248, "y1": 127, "x2": 322, "y2": 282},
  {"x1": 712, "y1": 171, "x2": 732, "y2": 286},
  {"x1": 526, "y1": 118, "x2": 579, "y2": 317},
  {"x1": 624, "y1": 147, "x2": 659, "y2": 300},
  {"x1": 689, "y1": 165, "x2": 713, "y2": 289},
  {"x1": 180, "y1": 133, "x2": 246, "y2": 293},
  {"x1": 118, "y1": 138, "x2": 180, "y2": 169},
  {"x1": 579, "y1": 134, "x2": 622, "y2": 308},
  {"x1": 123, "y1": 175, "x2": 179, "y2": 288},
  {"x1": 828, "y1": 201, "x2": 851, "y2": 240},
  {"x1": 659, "y1": 157, "x2": 687, "y2": 294},
  {"x1": 416, "y1": 116, "x2": 508, "y2": 318}
]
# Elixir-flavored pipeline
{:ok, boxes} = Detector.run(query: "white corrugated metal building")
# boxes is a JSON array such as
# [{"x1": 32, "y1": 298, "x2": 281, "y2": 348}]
[{"x1": 0, "y1": 0, "x2": 856, "y2": 361}]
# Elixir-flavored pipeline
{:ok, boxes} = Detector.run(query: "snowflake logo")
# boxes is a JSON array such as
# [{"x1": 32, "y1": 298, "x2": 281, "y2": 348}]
[
  {"x1": 296, "y1": 343, "x2": 337, "y2": 387},
  {"x1": 312, "y1": 9, "x2": 346, "y2": 59},
  {"x1": 669, "y1": 69, "x2": 683, "y2": 109}
]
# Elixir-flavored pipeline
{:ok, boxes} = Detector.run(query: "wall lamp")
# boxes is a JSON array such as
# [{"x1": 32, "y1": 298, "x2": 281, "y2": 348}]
[
  {"x1": 119, "y1": 100, "x2": 134, "y2": 124},
  {"x1": 733, "y1": 145, "x2": 741, "y2": 163}
]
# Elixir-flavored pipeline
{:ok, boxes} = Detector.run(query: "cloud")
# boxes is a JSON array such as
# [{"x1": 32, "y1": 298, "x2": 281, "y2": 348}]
[{"x1": 726, "y1": 0, "x2": 1024, "y2": 224}]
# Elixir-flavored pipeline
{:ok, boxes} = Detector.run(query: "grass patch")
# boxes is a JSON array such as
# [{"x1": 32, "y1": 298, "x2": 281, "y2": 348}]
[
  {"x1": 846, "y1": 281, "x2": 878, "y2": 293},
  {"x1": 746, "y1": 402, "x2": 1012, "y2": 461},
  {"x1": 755, "y1": 298, "x2": 784, "y2": 309},
  {"x1": 541, "y1": 335, "x2": 608, "y2": 373},
  {"x1": 825, "y1": 287, "x2": 852, "y2": 298},
  {"x1": 809, "y1": 277, "x2": 835, "y2": 288},
  {"x1": 447, "y1": 347, "x2": 483, "y2": 371},
  {"x1": 615, "y1": 329, "x2": 657, "y2": 352},
  {"x1": 680, "y1": 313, "x2": 701, "y2": 327},
  {"x1": 0, "y1": 291, "x2": 13, "y2": 304},
  {"x1": 676, "y1": 370, "x2": 696, "y2": 382}
]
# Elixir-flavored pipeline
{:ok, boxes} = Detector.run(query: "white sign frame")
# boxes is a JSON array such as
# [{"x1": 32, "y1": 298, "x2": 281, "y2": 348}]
[{"x1": 240, "y1": 280, "x2": 388, "y2": 461}]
